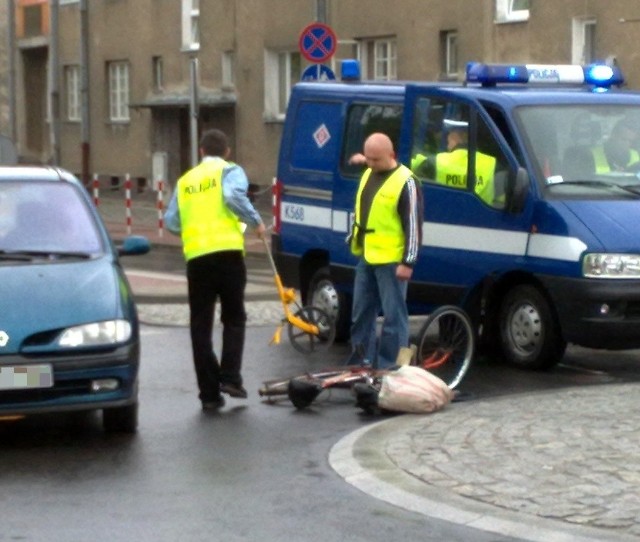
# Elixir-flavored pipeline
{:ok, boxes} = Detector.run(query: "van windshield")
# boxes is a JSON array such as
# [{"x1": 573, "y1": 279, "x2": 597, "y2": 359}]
[{"x1": 517, "y1": 105, "x2": 640, "y2": 198}]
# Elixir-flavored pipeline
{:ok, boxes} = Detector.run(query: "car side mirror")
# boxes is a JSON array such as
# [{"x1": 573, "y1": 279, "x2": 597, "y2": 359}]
[{"x1": 117, "y1": 235, "x2": 151, "y2": 256}]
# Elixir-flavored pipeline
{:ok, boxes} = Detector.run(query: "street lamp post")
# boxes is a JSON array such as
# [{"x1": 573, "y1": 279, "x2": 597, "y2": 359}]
[{"x1": 189, "y1": 55, "x2": 199, "y2": 168}]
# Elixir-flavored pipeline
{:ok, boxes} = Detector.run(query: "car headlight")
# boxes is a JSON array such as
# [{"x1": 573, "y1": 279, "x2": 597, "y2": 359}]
[
  {"x1": 58, "y1": 320, "x2": 132, "y2": 347},
  {"x1": 583, "y1": 253, "x2": 640, "y2": 278}
]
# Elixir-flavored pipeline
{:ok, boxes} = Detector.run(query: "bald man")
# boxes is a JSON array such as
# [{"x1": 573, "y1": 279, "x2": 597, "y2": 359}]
[{"x1": 347, "y1": 133, "x2": 423, "y2": 369}]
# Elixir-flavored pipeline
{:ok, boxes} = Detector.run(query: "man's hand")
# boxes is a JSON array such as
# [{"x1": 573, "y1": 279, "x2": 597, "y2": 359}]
[
  {"x1": 396, "y1": 263, "x2": 413, "y2": 281},
  {"x1": 254, "y1": 222, "x2": 266, "y2": 239}
]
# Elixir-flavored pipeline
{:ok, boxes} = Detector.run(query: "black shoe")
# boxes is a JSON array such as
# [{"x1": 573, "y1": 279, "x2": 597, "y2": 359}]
[
  {"x1": 220, "y1": 383, "x2": 248, "y2": 399},
  {"x1": 201, "y1": 395, "x2": 225, "y2": 410}
]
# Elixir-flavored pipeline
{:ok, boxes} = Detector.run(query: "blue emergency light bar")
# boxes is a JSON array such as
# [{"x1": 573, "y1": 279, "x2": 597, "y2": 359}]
[{"x1": 466, "y1": 62, "x2": 624, "y2": 88}]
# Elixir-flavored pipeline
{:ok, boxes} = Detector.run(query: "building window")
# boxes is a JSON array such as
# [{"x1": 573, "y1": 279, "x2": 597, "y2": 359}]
[
  {"x1": 182, "y1": 0, "x2": 200, "y2": 51},
  {"x1": 495, "y1": 0, "x2": 530, "y2": 23},
  {"x1": 108, "y1": 61, "x2": 130, "y2": 122},
  {"x1": 222, "y1": 50, "x2": 235, "y2": 89},
  {"x1": 440, "y1": 31, "x2": 458, "y2": 79},
  {"x1": 264, "y1": 50, "x2": 301, "y2": 120},
  {"x1": 572, "y1": 18, "x2": 596, "y2": 65},
  {"x1": 64, "y1": 65, "x2": 80, "y2": 121},
  {"x1": 152, "y1": 56, "x2": 164, "y2": 92},
  {"x1": 359, "y1": 38, "x2": 397, "y2": 80}
]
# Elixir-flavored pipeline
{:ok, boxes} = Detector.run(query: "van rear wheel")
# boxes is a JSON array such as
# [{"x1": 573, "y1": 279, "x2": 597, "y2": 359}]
[
  {"x1": 499, "y1": 285, "x2": 566, "y2": 370},
  {"x1": 307, "y1": 267, "x2": 351, "y2": 342}
]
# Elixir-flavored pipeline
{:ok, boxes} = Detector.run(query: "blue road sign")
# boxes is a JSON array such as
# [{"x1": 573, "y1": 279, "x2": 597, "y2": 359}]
[
  {"x1": 299, "y1": 23, "x2": 337, "y2": 63},
  {"x1": 301, "y1": 64, "x2": 336, "y2": 82}
]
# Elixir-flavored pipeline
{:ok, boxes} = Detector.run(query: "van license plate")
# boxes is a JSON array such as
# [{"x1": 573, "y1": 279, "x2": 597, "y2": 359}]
[{"x1": 0, "y1": 365, "x2": 54, "y2": 390}]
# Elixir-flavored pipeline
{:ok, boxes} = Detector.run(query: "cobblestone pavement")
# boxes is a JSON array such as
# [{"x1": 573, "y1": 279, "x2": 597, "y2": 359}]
[{"x1": 98, "y1": 185, "x2": 640, "y2": 542}]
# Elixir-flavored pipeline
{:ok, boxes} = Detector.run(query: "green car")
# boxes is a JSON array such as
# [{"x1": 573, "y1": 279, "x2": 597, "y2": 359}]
[{"x1": 0, "y1": 166, "x2": 150, "y2": 432}]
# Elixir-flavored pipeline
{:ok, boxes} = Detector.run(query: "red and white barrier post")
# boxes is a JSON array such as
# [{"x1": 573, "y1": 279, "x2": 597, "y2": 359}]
[
  {"x1": 92, "y1": 174, "x2": 100, "y2": 207},
  {"x1": 124, "y1": 173, "x2": 132, "y2": 235},
  {"x1": 157, "y1": 180, "x2": 164, "y2": 237}
]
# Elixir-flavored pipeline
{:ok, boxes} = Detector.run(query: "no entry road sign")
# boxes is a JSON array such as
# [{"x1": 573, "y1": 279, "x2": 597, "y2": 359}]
[{"x1": 299, "y1": 22, "x2": 337, "y2": 63}]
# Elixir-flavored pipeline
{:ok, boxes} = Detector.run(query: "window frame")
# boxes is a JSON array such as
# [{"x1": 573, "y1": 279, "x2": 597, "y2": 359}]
[
  {"x1": 264, "y1": 50, "x2": 301, "y2": 121},
  {"x1": 571, "y1": 18, "x2": 596, "y2": 65},
  {"x1": 359, "y1": 37, "x2": 397, "y2": 81},
  {"x1": 181, "y1": 0, "x2": 200, "y2": 51},
  {"x1": 108, "y1": 61, "x2": 130, "y2": 123},
  {"x1": 64, "y1": 64, "x2": 81, "y2": 122},
  {"x1": 495, "y1": 0, "x2": 530, "y2": 24}
]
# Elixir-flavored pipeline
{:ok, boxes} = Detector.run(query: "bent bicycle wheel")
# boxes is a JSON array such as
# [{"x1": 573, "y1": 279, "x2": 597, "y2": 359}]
[
  {"x1": 416, "y1": 305, "x2": 474, "y2": 389},
  {"x1": 287, "y1": 305, "x2": 336, "y2": 354}
]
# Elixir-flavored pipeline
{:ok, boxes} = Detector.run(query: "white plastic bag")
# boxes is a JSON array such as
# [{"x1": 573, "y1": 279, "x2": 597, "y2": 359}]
[{"x1": 377, "y1": 365, "x2": 453, "y2": 414}]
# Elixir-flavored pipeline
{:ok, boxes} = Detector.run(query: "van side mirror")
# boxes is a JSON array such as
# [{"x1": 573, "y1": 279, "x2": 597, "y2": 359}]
[{"x1": 505, "y1": 167, "x2": 529, "y2": 214}]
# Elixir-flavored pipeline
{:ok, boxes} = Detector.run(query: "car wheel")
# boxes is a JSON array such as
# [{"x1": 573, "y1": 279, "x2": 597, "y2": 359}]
[
  {"x1": 103, "y1": 402, "x2": 138, "y2": 433},
  {"x1": 307, "y1": 267, "x2": 351, "y2": 342},
  {"x1": 498, "y1": 285, "x2": 566, "y2": 370}
]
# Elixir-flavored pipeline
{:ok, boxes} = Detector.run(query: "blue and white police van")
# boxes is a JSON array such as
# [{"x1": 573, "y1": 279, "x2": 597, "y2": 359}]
[{"x1": 272, "y1": 60, "x2": 640, "y2": 370}]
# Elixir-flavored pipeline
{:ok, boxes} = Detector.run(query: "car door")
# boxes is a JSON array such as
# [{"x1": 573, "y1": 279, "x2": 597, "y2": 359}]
[{"x1": 400, "y1": 86, "x2": 534, "y2": 307}]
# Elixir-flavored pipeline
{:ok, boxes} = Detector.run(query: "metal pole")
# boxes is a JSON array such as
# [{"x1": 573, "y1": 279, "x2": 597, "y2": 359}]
[
  {"x1": 189, "y1": 56, "x2": 199, "y2": 167},
  {"x1": 315, "y1": 0, "x2": 327, "y2": 23},
  {"x1": 7, "y1": 0, "x2": 17, "y2": 143},
  {"x1": 80, "y1": 0, "x2": 90, "y2": 184},
  {"x1": 49, "y1": 0, "x2": 61, "y2": 165}
]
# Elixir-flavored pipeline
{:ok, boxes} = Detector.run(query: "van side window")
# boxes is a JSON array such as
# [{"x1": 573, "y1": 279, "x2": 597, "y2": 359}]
[
  {"x1": 341, "y1": 103, "x2": 403, "y2": 178},
  {"x1": 411, "y1": 97, "x2": 507, "y2": 209}
]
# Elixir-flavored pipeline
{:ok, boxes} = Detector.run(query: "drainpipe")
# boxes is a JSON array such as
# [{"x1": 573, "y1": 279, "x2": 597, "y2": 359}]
[
  {"x1": 80, "y1": 0, "x2": 90, "y2": 184},
  {"x1": 49, "y1": 0, "x2": 60, "y2": 165},
  {"x1": 7, "y1": 0, "x2": 17, "y2": 144}
]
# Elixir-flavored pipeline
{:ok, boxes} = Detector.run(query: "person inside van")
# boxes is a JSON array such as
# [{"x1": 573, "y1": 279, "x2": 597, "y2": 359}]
[
  {"x1": 347, "y1": 133, "x2": 423, "y2": 369},
  {"x1": 411, "y1": 122, "x2": 496, "y2": 205},
  {"x1": 592, "y1": 119, "x2": 640, "y2": 173}
]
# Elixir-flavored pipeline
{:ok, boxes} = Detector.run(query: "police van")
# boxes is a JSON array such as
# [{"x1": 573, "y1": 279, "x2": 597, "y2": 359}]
[{"x1": 272, "y1": 60, "x2": 640, "y2": 370}]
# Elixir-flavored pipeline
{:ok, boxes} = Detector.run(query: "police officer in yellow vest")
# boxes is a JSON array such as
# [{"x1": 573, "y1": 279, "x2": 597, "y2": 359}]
[
  {"x1": 347, "y1": 133, "x2": 423, "y2": 369},
  {"x1": 165, "y1": 129, "x2": 266, "y2": 410},
  {"x1": 591, "y1": 119, "x2": 640, "y2": 173},
  {"x1": 411, "y1": 123, "x2": 495, "y2": 205}
]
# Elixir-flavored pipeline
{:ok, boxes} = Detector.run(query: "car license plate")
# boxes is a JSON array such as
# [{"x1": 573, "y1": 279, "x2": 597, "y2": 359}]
[{"x1": 0, "y1": 364, "x2": 53, "y2": 390}]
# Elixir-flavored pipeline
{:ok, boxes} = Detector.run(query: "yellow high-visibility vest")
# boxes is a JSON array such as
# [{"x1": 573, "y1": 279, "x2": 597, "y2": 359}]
[
  {"x1": 351, "y1": 165, "x2": 412, "y2": 264},
  {"x1": 177, "y1": 159, "x2": 245, "y2": 261},
  {"x1": 435, "y1": 149, "x2": 496, "y2": 204},
  {"x1": 592, "y1": 146, "x2": 640, "y2": 173}
]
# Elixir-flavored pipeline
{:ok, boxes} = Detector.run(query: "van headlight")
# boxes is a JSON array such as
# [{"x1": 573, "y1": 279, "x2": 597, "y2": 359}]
[
  {"x1": 58, "y1": 320, "x2": 132, "y2": 347},
  {"x1": 583, "y1": 253, "x2": 640, "y2": 278}
]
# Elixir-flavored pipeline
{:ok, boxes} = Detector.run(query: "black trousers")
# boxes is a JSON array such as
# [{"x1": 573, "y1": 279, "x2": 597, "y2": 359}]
[{"x1": 186, "y1": 250, "x2": 247, "y2": 402}]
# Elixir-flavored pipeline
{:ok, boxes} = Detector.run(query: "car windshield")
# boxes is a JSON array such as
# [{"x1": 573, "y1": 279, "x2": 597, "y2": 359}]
[
  {"x1": 0, "y1": 181, "x2": 103, "y2": 255},
  {"x1": 516, "y1": 104, "x2": 640, "y2": 198}
]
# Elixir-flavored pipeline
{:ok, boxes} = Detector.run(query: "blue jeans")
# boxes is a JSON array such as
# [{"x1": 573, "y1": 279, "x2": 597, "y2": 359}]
[{"x1": 348, "y1": 259, "x2": 409, "y2": 369}]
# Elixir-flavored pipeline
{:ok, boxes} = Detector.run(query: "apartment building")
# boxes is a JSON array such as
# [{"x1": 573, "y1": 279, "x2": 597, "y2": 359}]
[{"x1": 8, "y1": 0, "x2": 640, "y2": 190}]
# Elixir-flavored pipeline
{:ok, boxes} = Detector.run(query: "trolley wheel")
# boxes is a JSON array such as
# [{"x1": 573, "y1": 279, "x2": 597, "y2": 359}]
[
  {"x1": 416, "y1": 305, "x2": 474, "y2": 389},
  {"x1": 288, "y1": 305, "x2": 336, "y2": 354}
]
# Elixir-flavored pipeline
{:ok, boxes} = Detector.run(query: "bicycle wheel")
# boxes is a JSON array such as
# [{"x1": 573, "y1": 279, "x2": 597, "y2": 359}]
[
  {"x1": 287, "y1": 305, "x2": 336, "y2": 354},
  {"x1": 416, "y1": 305, "x2": 474, "y2": 389}
]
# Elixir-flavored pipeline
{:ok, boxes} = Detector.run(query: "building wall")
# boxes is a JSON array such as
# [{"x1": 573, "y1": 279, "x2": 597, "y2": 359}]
[{"x1": 11, "y1": 0, "x2": 640, "y2": 188}]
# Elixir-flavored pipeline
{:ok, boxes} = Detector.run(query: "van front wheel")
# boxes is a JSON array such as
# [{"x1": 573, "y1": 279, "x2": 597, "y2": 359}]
[
  {"x1": 498, "y1": 285, "x2": 566, "y2": 370},
  {"x1": 307, "y1": 267, "x2": 351, "y2": 342}
]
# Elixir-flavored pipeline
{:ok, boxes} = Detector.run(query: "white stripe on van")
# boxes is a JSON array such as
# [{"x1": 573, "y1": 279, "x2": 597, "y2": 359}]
[
  {"x1": 527, "y1": 233, "x2": 587, "y2": 262},
  {"x1": 424, "y1": 222, "x2": 528, "y2": 255},
  {"x1": 281, "y1": 204, "x2": 587, "y2": 263}
]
